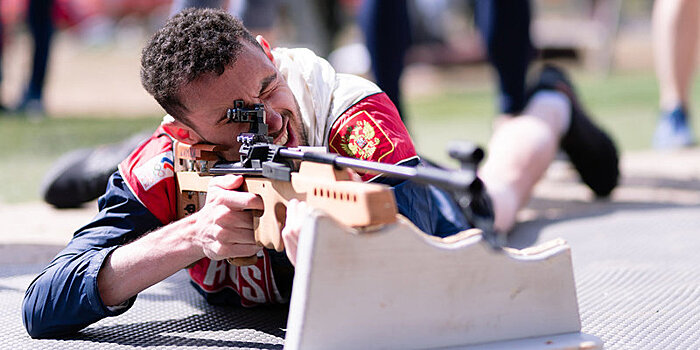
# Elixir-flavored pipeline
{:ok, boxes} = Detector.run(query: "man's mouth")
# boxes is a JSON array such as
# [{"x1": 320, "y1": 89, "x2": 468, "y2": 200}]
[
  {"x1": 276, "y1": 126, "x2": 289, "y2": 146},
  {"x1": 270, "y1": 110, "x2": 301, "y2": 147}
]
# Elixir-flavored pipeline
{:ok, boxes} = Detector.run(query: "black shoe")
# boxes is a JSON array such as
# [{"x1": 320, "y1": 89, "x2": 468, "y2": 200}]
[
  {"x1": 527, "y1": 64, "x2": 619, "y2": 197},
  {"x1": 40, "y1": 132, "x2": 151, "y2": 208}
]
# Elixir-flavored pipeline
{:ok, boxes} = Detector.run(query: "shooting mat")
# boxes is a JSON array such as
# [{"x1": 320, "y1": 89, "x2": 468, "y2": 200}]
[
  {"x1": 1, "y1": 204, "x2": 700, "y2": 349},
  {"x1": 1, "y1": 266, "x2": 287, "y2": 349}
]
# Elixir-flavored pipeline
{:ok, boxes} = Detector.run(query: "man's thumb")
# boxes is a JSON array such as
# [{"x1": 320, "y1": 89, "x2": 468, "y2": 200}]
[{"x1": 210, "y1": 174, "x2": 245, "y2": 190}]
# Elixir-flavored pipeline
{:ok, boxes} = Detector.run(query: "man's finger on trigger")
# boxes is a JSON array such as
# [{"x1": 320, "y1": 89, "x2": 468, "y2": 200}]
[
  {"x1": 241, "y1": 193, "x2": 264, "y2": 211},
  {"x1": 281, "y1": 224, "x2": 299, "y2": 266}
]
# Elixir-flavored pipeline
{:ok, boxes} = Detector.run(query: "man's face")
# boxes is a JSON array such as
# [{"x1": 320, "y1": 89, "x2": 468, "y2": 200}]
[{"x1": 177, "y1": 40, "x2": 307, "y2": 160}]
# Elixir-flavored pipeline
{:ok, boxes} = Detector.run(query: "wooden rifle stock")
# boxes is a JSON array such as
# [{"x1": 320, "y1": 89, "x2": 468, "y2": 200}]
[{"x1": 174, "y1": 142, "x2": 398, "y2": 266}]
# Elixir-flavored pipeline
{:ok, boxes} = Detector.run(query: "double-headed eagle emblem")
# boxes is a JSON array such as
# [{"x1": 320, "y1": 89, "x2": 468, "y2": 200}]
[{"x1": 340, "y1": 120, "x2": 381, "y2": 160}]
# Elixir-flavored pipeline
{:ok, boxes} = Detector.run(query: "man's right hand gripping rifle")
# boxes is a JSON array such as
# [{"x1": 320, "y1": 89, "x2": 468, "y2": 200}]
[{"x1": 175, "y1": 100, "x2": 496, "y2": 266}]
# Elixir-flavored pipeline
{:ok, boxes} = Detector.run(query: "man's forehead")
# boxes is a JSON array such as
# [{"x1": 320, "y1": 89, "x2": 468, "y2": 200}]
[
  {"x1": 187, "y1": 40, "x2": 267, "y2": 80},
  {"x1": 234, "y1": 40, "x2": 273, "y2": 72},
  {"x1": 182, "y1": 47, "x2": 272, "y2": 101},
  {"x1": 215, "y1": 43, "x2": 275, "y2": 92}
]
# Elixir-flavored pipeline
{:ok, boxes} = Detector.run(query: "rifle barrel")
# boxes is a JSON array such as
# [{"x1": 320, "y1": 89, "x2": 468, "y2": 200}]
[{"x1": 279, "y1": 149, "x2": 475, "y2": 192}]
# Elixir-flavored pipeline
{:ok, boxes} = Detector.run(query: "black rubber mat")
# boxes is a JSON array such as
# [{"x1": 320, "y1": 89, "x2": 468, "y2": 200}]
[
  {"x1": 511, "y1": 204, "x2": 700, "y2": 349},
  {"x1": 2, "y1": 204, "x2": 700, "y2": 349},
  {"x1": 0, "y1": 265, "x2": 287, "y2": 349}
]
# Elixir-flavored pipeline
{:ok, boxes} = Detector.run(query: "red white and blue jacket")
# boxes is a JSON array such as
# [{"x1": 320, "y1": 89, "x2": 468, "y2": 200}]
[{"x1": 22, "y1": 49, "x2": 470, "y2": 338}]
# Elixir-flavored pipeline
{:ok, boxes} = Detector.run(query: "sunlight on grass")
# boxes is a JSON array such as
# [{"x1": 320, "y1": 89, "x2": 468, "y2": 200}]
[{"x1": 0, "y1": 116, "x2": 160, "y2": 203}]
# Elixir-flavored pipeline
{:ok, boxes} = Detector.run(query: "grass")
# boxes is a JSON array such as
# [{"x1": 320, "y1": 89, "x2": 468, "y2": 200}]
[
  {"x1": 0, "y1": 116, "x2": 160, "y2": 203},
  {"x1": 1, "y1": 68, "x2": 698, "y2": 203}
]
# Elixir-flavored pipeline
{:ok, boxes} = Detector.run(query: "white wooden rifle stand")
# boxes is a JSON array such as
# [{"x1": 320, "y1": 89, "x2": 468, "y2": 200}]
[{"x1": 284, "y1": 213, "x2": 602, "y2": 350}]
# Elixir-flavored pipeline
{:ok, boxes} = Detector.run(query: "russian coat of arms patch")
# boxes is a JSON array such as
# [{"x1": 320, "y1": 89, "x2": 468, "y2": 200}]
[{"x1": 330, "y1": 110, "x2": 395, "y2": 161}]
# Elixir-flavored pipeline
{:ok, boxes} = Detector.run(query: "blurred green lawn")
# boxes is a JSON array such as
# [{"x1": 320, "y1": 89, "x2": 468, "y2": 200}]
[{"x1": 1, "y1": 69, "x2": 698, "y2": 203}]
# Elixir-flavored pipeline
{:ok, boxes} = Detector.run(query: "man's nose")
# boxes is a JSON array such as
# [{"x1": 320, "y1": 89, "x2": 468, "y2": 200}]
[{"x1": 265, "y1": 107, "x2": 283, "y2": 134}]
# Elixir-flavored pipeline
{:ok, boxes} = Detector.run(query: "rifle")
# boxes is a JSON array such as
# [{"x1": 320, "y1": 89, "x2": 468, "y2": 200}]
[{"x1": 174, "y1": 100, "x2": 497, "y2": 266}]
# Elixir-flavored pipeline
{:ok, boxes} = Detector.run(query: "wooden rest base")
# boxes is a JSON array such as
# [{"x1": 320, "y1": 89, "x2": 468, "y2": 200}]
[{"x1": 284, "y1": 212, "x2": 602, "y2": 350}]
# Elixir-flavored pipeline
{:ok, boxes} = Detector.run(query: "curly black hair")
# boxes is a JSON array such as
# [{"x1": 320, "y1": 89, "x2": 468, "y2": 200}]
[{"x1": 140, "y1": 8, "x2": 259, "y2": 120}]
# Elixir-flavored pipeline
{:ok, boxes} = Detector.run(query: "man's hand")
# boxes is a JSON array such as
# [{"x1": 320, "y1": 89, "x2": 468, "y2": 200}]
[
  {"x1": 281, "y1": 199, "x2": 313, "y2": 266},
  {"x1": 281, "y1": 169, "x2": 359, "y2": 265},
  {"x1": 98, "y1": 174, "x2": 262, "y2": 306},
  {"x1": 191, "y1": 175, "x2": 264, "y2": 261}
]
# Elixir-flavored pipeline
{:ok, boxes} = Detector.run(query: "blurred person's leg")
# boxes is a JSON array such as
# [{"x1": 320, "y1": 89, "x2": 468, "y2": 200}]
[
  {"x1": 240, "y1": 0, "x2": 279, "y2": 42},
  {"x1": 652, "y1": 0, "x2": 697, "y2": 148},
  {"x1": 474, "y1": 0, "x2": 533, "y2": 115},
  {"x1": 312, "y1": 0, "x2": 344, "y2": 55},
  {"x1": 0, "y1": 16, "x2": 4, "y2": 112},
  {"x1": 170, "y1": 0, "x2": 278, "y2": 40},
  {"x1": 17, "y1": 0, "x2": 55, "y2": 115},
  {"x1": 482, "y1": 65, "x2": 618, "y2": 232},
  {"x1": 359, "y1": 0, "x2": 411, "y2": 120},
  {"x1": 284, "y1": 0, "x2": 331, "y2": 56},
  {"x1": 481, "y1": 91, "x2": 567, "y2": 232}
]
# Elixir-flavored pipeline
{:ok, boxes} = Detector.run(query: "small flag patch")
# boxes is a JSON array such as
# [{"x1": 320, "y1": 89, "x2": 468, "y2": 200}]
[{"x1": 133, "y1": 151, "x2": 174, "y2": 191}]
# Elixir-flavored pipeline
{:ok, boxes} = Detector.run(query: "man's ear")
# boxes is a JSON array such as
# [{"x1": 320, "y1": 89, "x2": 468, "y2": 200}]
[
  {"x1": 161, "y1": 116, "x2": 201, "y2": 145},
  {"x1": 256, "y1": 35, "x2": 274, "y2": 63}
]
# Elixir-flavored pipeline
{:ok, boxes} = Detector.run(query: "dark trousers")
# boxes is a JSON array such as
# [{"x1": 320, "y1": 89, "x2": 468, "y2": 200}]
[
  {"x1": 25, "y1": 0, "x2": 55, "y2": 102},
  {"x1": 359, "y1": 0, "x2": 533, "y2": 118}
]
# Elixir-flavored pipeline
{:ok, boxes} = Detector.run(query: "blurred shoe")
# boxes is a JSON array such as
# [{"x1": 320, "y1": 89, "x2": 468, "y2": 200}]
[
  {"x1": 41, "y1": 148, "x2": 104, "y2": 208},
  {"x1": 652, "y1": 106, "x2": 695, "y2": 149},
  {"x1": 40, "y1": 132, "x2": 150, "y2": 208},
  {"x1": 527, "y1": 64, "x2": 619, "y2": 197}
]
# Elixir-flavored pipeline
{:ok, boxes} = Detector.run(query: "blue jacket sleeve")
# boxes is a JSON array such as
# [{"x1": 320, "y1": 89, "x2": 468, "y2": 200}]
[
  {"x1": 22, "y1": 171, "x2": 162, "y2": 338},
  {"x1": 371, "y1": 158, "x2": 471, "y2": 237}
]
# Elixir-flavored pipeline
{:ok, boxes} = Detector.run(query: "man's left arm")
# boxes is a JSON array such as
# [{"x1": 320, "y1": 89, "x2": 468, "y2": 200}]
[{"x1": 327, "y1": 92, "x2": 468, "y2": 236}]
